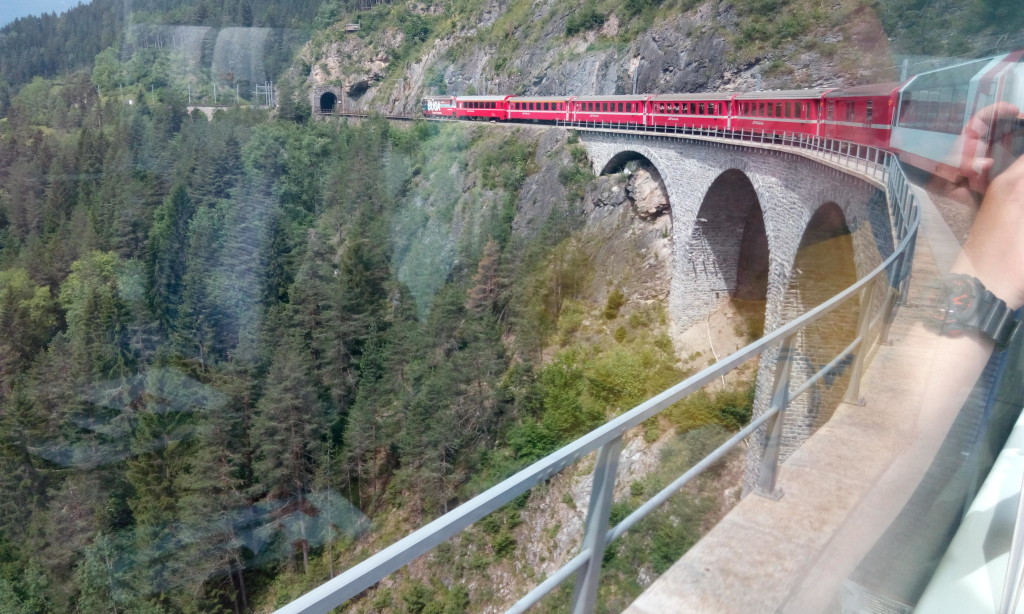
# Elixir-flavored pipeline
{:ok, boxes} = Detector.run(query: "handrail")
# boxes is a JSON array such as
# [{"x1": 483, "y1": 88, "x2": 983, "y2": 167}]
[{"x1": 276, "y1": 137, "x2": 921, "y2": 614}]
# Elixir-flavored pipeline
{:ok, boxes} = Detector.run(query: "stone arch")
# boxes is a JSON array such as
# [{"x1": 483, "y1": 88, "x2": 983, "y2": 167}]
[
  {"x1": 777, "y1": 201, "x2": 859, "y2": 457},
  {"x1": 319, "y1": 92, "x2": 338, "y2": 114},
  {"x1": 599, "y1": 150, "x2": 657, "y2": 176},
  {"x1": 681, "y1": 168, "x2": 769, "y2": 335}
]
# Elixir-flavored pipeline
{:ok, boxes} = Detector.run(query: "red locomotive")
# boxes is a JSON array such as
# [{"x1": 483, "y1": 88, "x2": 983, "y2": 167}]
[{"x1": 422, "y1": 51, "x2": 1023, "y2": 190}]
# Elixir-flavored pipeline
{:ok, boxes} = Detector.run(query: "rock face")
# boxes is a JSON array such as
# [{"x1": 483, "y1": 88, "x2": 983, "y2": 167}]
[
  {"x1": 303, "y1": 0, "x2": 894, "y2": 117},
  {"x1": 628, "y1": 168, "x2": 670, "y2": 220}
]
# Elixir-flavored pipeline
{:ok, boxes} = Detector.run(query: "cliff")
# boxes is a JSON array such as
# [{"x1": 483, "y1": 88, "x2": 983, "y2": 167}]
[{"x1": 301, "y1": 0, "x2": 898, "y2": 115}]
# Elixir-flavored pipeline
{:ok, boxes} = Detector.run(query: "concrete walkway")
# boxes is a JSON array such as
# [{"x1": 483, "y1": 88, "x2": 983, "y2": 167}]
[{"x1": 625, "y1": 185, "x2": 961, "y2": 613}]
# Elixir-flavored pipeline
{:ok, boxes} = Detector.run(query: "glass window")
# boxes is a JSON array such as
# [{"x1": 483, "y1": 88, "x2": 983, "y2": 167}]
[{"x1": 866, "y1": 100, "x2": 874, "y2": 122}]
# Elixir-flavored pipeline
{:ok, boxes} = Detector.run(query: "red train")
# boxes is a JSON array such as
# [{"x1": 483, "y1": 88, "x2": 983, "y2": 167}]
[{"x1": 422, "y1": 50, "x2": 1023, "y2": 189}]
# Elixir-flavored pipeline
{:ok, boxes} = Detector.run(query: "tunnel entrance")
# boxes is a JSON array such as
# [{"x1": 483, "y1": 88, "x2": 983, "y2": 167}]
[{"x1": 319, "y1": 92, "x2": 338, "y2": 114}]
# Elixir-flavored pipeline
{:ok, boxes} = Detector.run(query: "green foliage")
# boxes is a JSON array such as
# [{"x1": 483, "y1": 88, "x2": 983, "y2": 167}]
[
  {"x1": 474, "y1": 134, "x2": 537, "y2": 192},
  {"x1": 558, "y1": 145, "x2": 594, "y2": 202},
  {"x1": 603, "y1": 288, "x2": 626, "y2": 320},
  {"x1": 565, "y1": 6, "x2": 607, "y2": 36},
  {"x1": 667, "y1": 382, "x2": 755, "y2": 432},
  {"x1": 91, "y1": 47, "x2": 123, "y2": 95}
]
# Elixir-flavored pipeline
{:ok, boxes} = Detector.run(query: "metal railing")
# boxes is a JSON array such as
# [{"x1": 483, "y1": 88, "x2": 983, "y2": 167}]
[
  {"x1": 557, "y1": 120, "x2": 892, "y2": 188},
  {"x1": 276, "y1": 142, "x2": 920, "y2": 614}
]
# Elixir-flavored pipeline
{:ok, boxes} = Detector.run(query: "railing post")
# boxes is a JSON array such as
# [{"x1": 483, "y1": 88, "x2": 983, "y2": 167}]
[
  {"x1": 571, "y1": 436, "x2": 623, "y2": 614},
  {"x1": 843, "y1": 281, "x2": 877, "y2": 406},
  {"x1": 754, "y1": 336, "x2": 796, "y2": 499}
]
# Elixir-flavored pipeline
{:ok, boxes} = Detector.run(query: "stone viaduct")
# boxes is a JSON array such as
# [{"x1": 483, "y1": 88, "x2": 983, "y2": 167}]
[{"x1": 578, "y1": 132, "x2": 895, "y2": 471}]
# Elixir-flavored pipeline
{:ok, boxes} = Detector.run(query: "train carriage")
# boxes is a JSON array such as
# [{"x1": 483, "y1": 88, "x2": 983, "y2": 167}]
[
  {"x1": 570, "y1": 95, "x2": 648, "y2": 127},
  {"x1": 454, "y1": 95, "x2": 512, "y2": 121},
  {"x1": 892, "y1": 50, "x2": 1024, "y2": 190},
  {"x1": 822, "y1": 83, "x2": 899, "y2": 149},
  {"x1": 647, "y1": 93, "x2": 734, "y2": 132},
  {"x1": 508, "y1": 96, "x2": 571, "y2": 122},
  {"x1": 422, "y1": 95, "x2": 456, "y2": 118},
  {"x1": 731, "y1": 89, "x2": 831, "y2": 138}
]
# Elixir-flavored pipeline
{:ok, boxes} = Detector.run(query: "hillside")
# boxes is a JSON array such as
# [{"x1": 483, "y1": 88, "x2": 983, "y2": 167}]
[{"x1": 297, "y1": 0, "x2": 1024, "y2": 117}]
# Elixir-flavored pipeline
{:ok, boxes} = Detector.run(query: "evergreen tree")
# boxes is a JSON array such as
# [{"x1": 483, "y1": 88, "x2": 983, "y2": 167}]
[
  {"x1": 251, "y1": 334, "x2": 325, "y2": 574},
  {"x1": 147, "y1": 184, "x2": 194, "y2": 328},
  {"x1": 59, "y1": 251, "x2": 136, "y2": 383}
]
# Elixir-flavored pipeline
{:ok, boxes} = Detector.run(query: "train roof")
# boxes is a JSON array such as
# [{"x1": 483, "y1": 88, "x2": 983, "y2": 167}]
[
  {"x1": 571, "y1": 95, "x2": 648, "y2": 101},
  {"x1": 650, "y1": 93, "x2": 733, "y2": 101},
  {"x1": 455, "y1": 95, "x2": 511, "y2": 101},
  {"x1": 823, "y1": 82, "x2": 901, "y2": 97},
  {"x1": 508, "y1": 96, "x2": 570, "y2": 101},
  {"x1": 734, "y1": 89, "x2": 833, "y2": 100}
]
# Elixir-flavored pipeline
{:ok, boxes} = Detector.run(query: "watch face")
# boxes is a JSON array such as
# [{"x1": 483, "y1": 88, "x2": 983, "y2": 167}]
[{"x1": 940, "y1": 275, "x2": 981, "y2": 335}]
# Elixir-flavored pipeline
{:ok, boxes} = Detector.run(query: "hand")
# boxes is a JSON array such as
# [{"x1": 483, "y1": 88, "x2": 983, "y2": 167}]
[
  {"x1": 961, "y1": 153, "x2": 1024, "y2": 309},
  {"x1": 953, "y1": 101, "x2": 1021, "y2": 196}
]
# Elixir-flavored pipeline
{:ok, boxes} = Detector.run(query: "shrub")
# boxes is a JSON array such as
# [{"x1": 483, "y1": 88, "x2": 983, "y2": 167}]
[
  {"x1": 603, "y1": 288, "x2": 626, "y2": 319},
  {"x1": 565, "y1": 7, "x2": 606, "y2": 36}
]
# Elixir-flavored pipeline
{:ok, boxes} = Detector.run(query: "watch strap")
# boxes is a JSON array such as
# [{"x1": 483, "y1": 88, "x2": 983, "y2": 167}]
[{"x1": 947, "y1": 275, "x2": 1022, "y2": 349}]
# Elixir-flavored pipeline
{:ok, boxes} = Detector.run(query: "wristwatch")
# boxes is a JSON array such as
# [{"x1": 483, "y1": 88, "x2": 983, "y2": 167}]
[{"x1": 935, "y1": 274, "x2": 1021, "y2": 349}]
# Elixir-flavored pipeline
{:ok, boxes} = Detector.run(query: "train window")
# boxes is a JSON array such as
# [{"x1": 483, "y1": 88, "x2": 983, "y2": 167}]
[
  {"x1": 897, "y1": 57, "x2": 982, "y2": 133},
  {"x1": 759, "y1": 102, "x2": 765, "y2": 116},
  {"x1": 866, "y1": 100, "x2": 873, "y2": 122},
  {"x1": 698, "y1": 103, "x2": 705, "y2": 115},
  {"x1": 794, "y1": 103, "x2": 802, "y2": 119},
  {"x1": 543, "y1": 103, "x2": 549, "y2": 110},
  {"x1": 776, "y1": 103, "x2": 783, "y2": 117},
  {"x1": 767, "y1": 103, "x2": 773, "y2": 117},
  {"x1": 785, "y1": 102, "x2": 792, "y2": 118},
  {"x1": 846, "y1": 102, "x2": 855, "y2": 121},
  {"x1": 827, "y1": 100, "x2": 835, "y2": 120}
]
